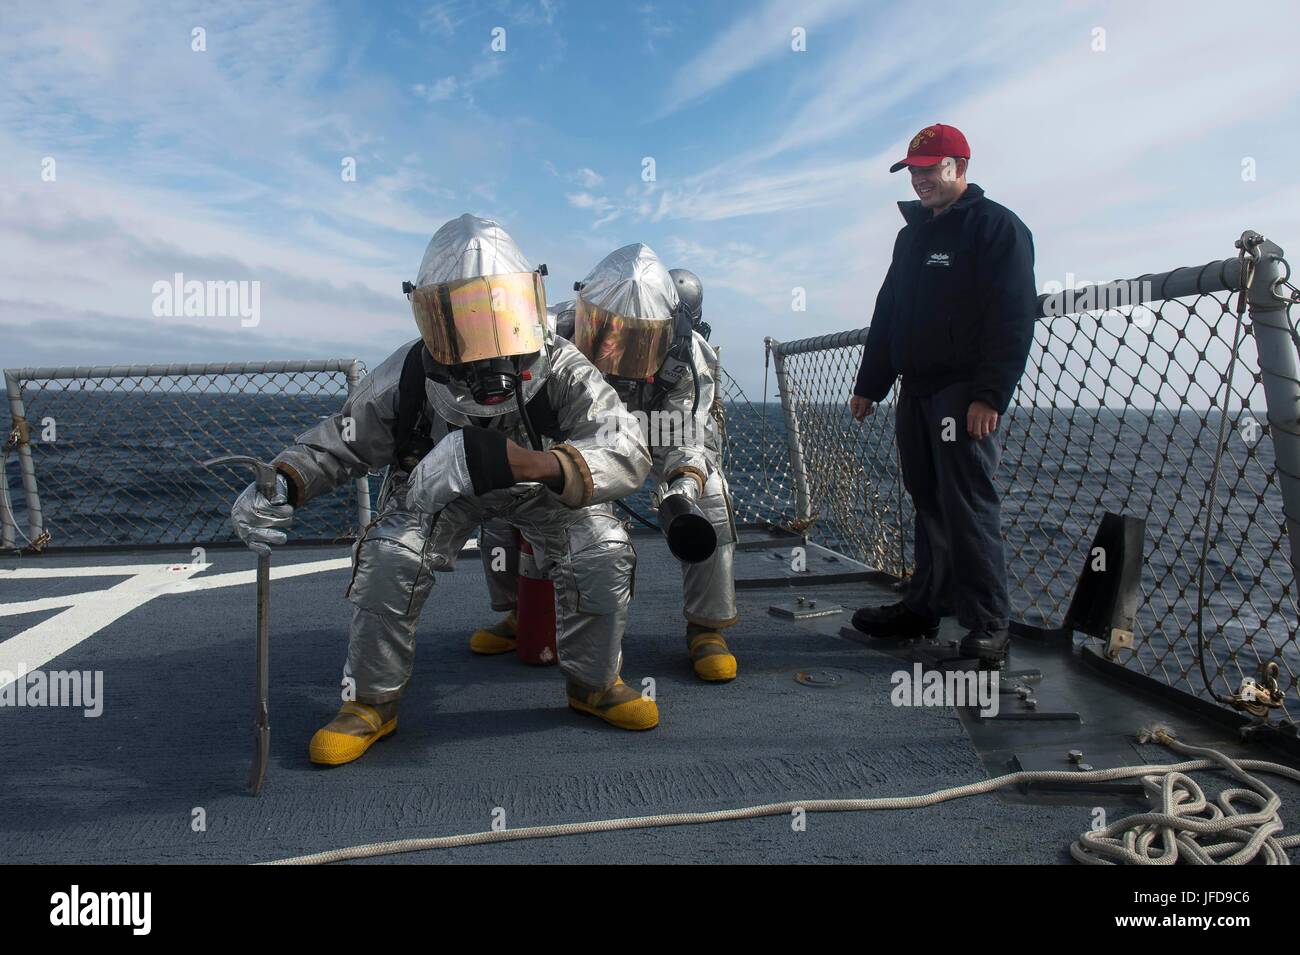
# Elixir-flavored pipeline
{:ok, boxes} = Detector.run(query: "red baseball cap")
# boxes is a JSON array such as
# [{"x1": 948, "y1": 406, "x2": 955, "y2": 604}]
[{"x1": 889, "y1": 123, "x2": 970, "y2": 173}]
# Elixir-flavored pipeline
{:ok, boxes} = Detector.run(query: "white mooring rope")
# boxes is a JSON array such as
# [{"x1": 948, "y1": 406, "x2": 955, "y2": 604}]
[{"x1": 263, "y1": 727, "x2": 1300, "y2": 865}]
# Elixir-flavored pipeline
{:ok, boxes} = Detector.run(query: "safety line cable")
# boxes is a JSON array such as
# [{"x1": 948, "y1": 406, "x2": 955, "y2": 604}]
[{"x1": 1193, "y1": 243, "x2": 1255, "y2": 701}]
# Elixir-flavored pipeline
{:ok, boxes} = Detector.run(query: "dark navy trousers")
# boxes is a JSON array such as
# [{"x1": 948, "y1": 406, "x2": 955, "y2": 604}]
[{"x1": 895, "y1": 382, "x2": 1011, "y2": 631}]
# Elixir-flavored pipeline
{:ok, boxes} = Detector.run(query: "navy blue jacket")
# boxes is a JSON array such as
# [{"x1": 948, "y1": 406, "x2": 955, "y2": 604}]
[{"x1": 853, "y1": 184, "x2": 1036, "y2": 414}]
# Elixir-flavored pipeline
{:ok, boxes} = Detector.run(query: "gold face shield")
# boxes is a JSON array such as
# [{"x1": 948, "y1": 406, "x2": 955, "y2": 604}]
[
  {"x1": 574, "y1": 297, "x2": 674, "y2": 379},
  {"x1": 408, "y1": 270, "x2": 547, "y2": 365}
]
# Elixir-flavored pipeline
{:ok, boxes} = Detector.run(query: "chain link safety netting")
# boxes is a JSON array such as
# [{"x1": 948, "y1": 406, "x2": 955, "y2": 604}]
[
  {"x1": 2, "y1": 362, "x2": 370, "y2": 549},
  {"x1": 753, "y1": 274, "x2": 1297, "y2": 721},
  {"x1": 717, "y1": 368, "x2": 800, "y2": 527},
  {"x1": 617, "y1": 353, "x2": 798, "y2": 524}
]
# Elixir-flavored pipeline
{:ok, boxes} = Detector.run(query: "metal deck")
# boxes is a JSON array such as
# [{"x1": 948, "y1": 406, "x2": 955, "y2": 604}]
[{"x1": 2, "y1": 527, "x2": 1297, "y2": 864}]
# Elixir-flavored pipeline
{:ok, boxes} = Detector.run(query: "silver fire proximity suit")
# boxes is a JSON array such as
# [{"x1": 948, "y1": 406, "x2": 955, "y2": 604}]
[
  {"x1": 260, "y1": 218, "x2": 650, "y2": 704},
  {"x1": 480, "y1": 268, "x2": 738, "y2": 631},
  {"x1": 617, "y1": 329, "x2": 738, "y2": 628}
]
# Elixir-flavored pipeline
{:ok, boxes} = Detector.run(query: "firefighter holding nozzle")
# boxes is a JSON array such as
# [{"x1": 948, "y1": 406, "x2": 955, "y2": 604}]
[{"x1": 472, "y1": 244, "x2": 741, "y2": 681}]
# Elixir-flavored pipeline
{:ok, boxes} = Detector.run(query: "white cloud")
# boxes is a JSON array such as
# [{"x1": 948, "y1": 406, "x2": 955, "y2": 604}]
[
  {"x1": 412, "y1": 54, "x2": 504, "y2": 107},
  {"x1": 565, "y1": 191, "x2": 621, "y2": 228},
  {"x1": 638, "y1": 4, "x2": 676, "y2": 53},
  {"x1": 659, "y1": 159, "x2": 873, "y2": 222},
  {"x1": 563, "y1": 156, "x2": 873, "y2": 230},
  {"x1": 419, "y1": 1, "x2": 473, "y2": 37},
  {"x1": 0, "y1": 174, "x2": 404, "y2": 319},
  {"x1": 565, "y1": 192, "x2": 604, "y2": 210},
  {"x1": 658, "y1": 0, "x2": 860, "y2": 116},
  {"x1": 413, "y1": 77, "x2": 459, "y2": 102}
]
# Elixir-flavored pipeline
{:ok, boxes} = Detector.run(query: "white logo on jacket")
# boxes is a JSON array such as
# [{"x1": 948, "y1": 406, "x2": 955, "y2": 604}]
[{"x1": 925, "y1": 252, "x2": 951, "y2": 267}]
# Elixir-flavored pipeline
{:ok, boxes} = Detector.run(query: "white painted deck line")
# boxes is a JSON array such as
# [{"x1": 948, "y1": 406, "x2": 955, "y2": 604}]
[
  {"x1": 0, "y1": 558, "x2": 350, "y2": 688},
  {"x1": 0, "y1": 565, "x2": 179, "y2": 579}
]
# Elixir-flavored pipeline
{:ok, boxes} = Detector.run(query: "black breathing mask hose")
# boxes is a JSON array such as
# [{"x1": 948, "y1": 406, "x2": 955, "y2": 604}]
[
  {"x1": 513, "y1": 356, "x2": 543, "y2": 451},
  {"x1": 669, "y1": 305, "x2": 700, "y2": 419},
  {"x1": 688, "y1": 356, "x2": 700, "y2": 420}
]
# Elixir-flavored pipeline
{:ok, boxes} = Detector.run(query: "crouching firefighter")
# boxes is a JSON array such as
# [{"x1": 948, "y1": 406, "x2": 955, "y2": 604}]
[
  {"x1": 227, "y1": 214, "x2": 657, "y2": 767},
  {"x1": 471, "y1": 245, "x2": 740, "y2": 682}
]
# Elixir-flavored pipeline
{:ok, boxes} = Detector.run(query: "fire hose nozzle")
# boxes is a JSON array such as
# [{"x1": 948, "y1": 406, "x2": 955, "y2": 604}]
[{"x1": 658, "y1": 493, "x2": 717, "y2": 564}]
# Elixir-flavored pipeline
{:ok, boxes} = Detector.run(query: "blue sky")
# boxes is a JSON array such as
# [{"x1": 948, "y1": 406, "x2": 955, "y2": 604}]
[{"x1": 2, "y1": 0, "x2": 1298, "y2": 396}]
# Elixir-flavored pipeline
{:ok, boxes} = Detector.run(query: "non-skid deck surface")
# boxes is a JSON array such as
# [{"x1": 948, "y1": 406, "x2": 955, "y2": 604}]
[{"x1": 1, "y1": 532, "x2": 1290, "y2": 864}]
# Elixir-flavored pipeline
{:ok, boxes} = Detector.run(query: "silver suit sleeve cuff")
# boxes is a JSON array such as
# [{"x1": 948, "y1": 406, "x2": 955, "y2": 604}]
[
  {"x1": 551, "y1": 445, "x2": 591, "y2": 508},
  {"x1": 666, "y1": 466, "x2": 706, "y2": 497}
]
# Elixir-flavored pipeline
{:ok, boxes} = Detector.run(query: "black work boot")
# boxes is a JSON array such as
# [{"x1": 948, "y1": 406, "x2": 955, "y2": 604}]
[
  {"x1": 851, "y1": 601, "x2": 940, "y2": 641},
  {"x1": 958, "y1": 627, "x2": 1011, "y2": 668}
]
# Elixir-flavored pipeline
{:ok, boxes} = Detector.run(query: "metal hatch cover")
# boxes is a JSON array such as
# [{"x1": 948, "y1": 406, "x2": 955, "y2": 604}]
[{"x1": 769, "y1": 596, "x2": 843, "y2": 619}]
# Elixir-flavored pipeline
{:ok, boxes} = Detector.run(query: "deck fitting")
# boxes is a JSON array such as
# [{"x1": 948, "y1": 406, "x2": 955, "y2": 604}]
[
  {"x1": 794, "y1": 668, "x2": 851, "y2": 688},
  {"x1": 770, "y1": 598, "x2": 843, "y2": 620}
]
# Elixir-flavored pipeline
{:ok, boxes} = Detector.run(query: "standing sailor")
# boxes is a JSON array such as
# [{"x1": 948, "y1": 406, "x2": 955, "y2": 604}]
[
  {"x1": 471, "y1": 246, "x2": 740, "y2": 681},
  {"x1": 848, "y1": 124, "x2": 1036, "y2": 668},
  {"x1": 229, "y1": 214, "x2": 657, "y2": 767}
]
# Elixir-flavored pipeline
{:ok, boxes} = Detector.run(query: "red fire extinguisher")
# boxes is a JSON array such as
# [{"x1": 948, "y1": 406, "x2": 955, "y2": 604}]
[{"x1": 515, "y1": 533, "x2": 558, "y2": 666}]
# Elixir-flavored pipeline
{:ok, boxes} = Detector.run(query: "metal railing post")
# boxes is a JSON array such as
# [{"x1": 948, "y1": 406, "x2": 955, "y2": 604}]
[
  {"x1": 766, "y1": 337, "x2": 813, "y2": 528},
  {"x1": 1244, "y1": 235, "x2": 1300, "y2": 583},
  {"x1": 4, "y1": 370, "x2": 43, "y2": 547},
  {"x1": 346, "y1": 360, "x2": 372, "y2": 531}
]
